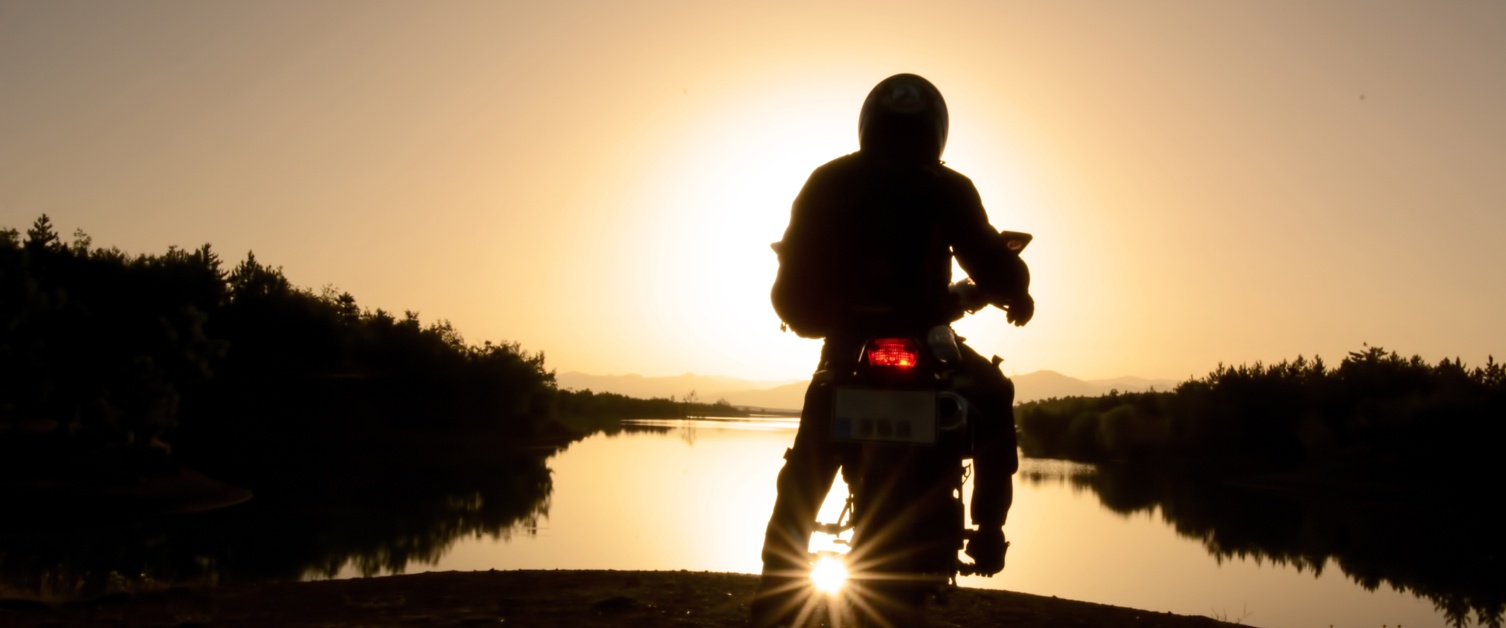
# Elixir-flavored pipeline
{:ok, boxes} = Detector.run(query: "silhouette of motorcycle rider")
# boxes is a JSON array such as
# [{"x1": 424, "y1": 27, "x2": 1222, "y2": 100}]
[{"x1": 753, "y1": 73, "x2": 1034, "y2": 624}]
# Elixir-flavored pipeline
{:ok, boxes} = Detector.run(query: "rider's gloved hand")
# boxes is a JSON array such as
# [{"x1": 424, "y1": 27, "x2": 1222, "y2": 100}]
[
  {"x1": 950, "y1": 279, "x2": 987, "y2": 314},
  {"x1": 965, "y1": 527, "x2": 1009, "y2": 576},
  {"x1": 1004, "y1": 294, "x2": 1034, "y2": 327}
]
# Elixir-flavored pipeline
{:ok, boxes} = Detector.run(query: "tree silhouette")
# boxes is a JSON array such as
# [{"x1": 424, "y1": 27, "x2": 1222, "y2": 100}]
[
  {"x1": 0, "y1": 215, "x2": 569, "y2": 487},
  {"x1": 1017, "y1": 346, "x2": 1505, "y2": 487}
]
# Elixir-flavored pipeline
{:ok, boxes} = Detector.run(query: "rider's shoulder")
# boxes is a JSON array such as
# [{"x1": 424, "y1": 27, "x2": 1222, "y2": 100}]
[
  {"x1": 807, "y1": 153, "x2": 977, "y2": 192},
  {"x1": 801, "y1": 152, "x2": 867, "y2": 186},
  {"x1": 812, "y1": 152, "x2": 864, "y2": 173},
  {"x1": 932, "y1": 162, "x2": 978, "y2": 188}
]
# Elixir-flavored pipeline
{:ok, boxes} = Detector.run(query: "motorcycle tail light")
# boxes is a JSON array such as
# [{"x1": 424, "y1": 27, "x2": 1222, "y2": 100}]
[{"x1": 867, "y1": 338, "x2": 920, "y2": 369}]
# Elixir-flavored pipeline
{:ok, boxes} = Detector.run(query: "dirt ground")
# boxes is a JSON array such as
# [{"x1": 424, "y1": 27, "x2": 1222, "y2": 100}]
[{"x1": 0, "y1": 569, "x2": 1246, "y2": 627}]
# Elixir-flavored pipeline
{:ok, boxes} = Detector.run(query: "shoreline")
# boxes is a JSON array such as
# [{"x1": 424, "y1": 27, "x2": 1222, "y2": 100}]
[{"x1": 1, "y1": 569, "x2": 1243, "y2": 627}]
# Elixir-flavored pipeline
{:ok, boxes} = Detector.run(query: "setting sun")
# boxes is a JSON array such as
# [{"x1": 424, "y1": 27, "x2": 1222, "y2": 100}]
[{"x1": 6, "y1": 2, "x2": 1501, "y2": 383}]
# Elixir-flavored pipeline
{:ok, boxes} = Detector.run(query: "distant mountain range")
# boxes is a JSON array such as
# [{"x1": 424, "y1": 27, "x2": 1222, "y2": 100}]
[{"x1": 556, "y1": 370, "x2": 1181, "y2": 412}]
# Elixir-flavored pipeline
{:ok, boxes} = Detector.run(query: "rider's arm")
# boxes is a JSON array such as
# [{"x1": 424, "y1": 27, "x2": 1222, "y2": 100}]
[
  {"x1": 771, "y1": 157, "x2": 856, "y2": 338},
  {"x1": 941, "y1": 172, "x2": 1031, "y2": 311}
]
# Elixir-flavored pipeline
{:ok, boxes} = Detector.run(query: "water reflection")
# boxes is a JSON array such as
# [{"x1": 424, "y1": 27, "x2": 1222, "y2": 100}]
[
  {"x1": 0, "y1": 417, "x2": 796, "y2": 600},
  {"x1": 1017, "y1": 462, "x2": 1505, "y2": 628},
  {"x1": 622, "y1": 417, "x2": 801, "y2": 432},
  {"x1": 4, "y1": 417, "x2": 1498, "y2": 628},
  {"x1": 622, "y1": 417, "x2": 801, "y2": 445},
  {"x1": 0, "y1": 448, "x2": 555, "y2": 597},
  {"x1": 406, "y1": 417, "x2": 794, "y2": 576}
]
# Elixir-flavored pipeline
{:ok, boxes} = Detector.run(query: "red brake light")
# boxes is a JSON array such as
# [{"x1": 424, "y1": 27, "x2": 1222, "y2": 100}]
[{"x1": 867, "y1": 338, "x2": 919, "y2": 369}]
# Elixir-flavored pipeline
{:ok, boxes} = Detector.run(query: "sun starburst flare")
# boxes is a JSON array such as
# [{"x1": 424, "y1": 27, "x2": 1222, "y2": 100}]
[{"x1": 809, "y1": 554, "x2": 849, "y2": 596}]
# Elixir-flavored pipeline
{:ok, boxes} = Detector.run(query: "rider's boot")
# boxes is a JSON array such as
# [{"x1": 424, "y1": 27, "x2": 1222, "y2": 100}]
[
  {"x1": 752, "y1": 445, "x2": 837, "y2": 626},
  {"x1": 752, "y1": 477, "x2": 818, "y2": 627}
]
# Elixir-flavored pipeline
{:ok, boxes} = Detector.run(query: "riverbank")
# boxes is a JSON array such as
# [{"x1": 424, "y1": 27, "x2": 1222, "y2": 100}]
[{"x1": 0, "y1": 569, "x2": 1242, "y2": 627}]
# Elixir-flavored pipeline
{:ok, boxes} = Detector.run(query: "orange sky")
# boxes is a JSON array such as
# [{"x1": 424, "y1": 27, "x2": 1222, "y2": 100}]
[{"x1": 3, "y1": 1, "x2": 1503, "y2": 382}]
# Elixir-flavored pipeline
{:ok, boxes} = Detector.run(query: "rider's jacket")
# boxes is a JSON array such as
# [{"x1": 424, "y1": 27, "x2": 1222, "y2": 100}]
[{"x1": 772, "y1": 150, "x2": 1029, "y2": 339}]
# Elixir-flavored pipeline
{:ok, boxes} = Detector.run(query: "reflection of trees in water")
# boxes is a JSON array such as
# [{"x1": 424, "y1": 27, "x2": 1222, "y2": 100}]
[
  {"x1": 0, "y1": 447, "x2": 556, "y2": 595},
  {"x1": 1023, "y1": 463, "x2": 1504, "y2": 628},
  {"x1": 1016, "y1": 459, "x2": 1097, "y2": 490},
  {"x1": 266, "y1": 454, "x2": 555, "y2": 581}
]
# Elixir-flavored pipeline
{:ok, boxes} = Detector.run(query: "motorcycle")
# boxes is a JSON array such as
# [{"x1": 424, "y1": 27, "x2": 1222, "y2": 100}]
[{"x1": 787, "y1": 231, "x2": 1032, "y2": 624}]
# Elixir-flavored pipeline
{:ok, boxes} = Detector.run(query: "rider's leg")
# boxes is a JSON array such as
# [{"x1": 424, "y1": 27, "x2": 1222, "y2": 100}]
[
  {"x1": 759, "y1": 379, "x2": 840, "y2": 575},
  {"x1": 753, "y1": 380, "x2": 840, "y2": 623},
  {"x1": 959, "y1": 343, "x2": 1017, "y2": 529}
]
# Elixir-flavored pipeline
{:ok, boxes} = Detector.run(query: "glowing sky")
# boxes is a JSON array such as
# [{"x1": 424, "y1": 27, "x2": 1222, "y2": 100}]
[{"x1": 3, "y1": 1, "x2": 1503, "y2": 381}]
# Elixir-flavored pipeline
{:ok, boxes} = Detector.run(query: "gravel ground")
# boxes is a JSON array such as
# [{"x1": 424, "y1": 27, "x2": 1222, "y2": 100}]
[{"x1": 0, "y1": 569, "x2": 1248, "y2": 627}]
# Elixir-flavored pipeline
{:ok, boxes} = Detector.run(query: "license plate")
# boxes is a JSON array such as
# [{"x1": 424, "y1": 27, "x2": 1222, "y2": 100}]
[{"x1": 830, "y1": 388, "x2": 938, "y2": 445}]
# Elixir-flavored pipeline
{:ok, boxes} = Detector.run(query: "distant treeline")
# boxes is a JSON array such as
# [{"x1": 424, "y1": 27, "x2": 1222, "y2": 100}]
[
  {"x1": 0, "y1": 215, "x2": 736, "y2": 486},
  {"x1": 1016, "y1": 346, "x2": 1505, "y2": 482},
  {"x1": 558, "y1": 388, "x2": 745, "y2": 420}
]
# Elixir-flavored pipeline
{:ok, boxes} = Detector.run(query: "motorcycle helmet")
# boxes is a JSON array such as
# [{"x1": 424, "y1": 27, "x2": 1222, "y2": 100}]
[{"x1": 858, "y1": 73, "x2": 949, "y2": 163}]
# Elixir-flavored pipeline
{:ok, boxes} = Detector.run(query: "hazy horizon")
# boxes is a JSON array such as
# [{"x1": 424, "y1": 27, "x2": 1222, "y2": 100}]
[
  {"x1": 554, "y1": 366, "x2": 1178, "y2": 384},
  {"x1": 4, "y1": 1, "x2": 1502, "y2": 382}
]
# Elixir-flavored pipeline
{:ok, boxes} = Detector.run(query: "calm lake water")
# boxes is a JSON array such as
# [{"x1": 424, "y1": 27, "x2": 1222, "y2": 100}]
[{"x1": 320, "y1": 417, "x2": 1454, "y2": 628}]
